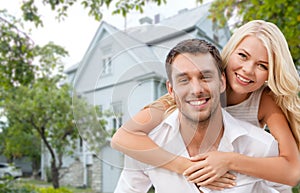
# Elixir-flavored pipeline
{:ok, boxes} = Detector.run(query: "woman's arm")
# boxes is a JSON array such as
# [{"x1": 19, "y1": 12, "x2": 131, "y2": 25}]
[
  {"x1": 111, "y1": 106, "x2": 193, "y2": 173},
  {"x1": 184, "y1": 90, "x2": 300, "y2": 186}
]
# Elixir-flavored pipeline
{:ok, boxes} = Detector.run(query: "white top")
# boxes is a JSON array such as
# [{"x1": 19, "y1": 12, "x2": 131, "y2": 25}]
[
  {"x1": 225, "y1": 85, "x2": 266, "y2": 128},
  {"x1": 114, "y1": 109, "x2": 291, "y2": 193}
]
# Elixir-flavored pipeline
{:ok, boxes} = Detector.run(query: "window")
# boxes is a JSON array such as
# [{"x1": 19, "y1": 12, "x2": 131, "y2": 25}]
[
  {"x1": 112, "y1": 117, "x2": 122, "y2": 129},
  {"x1": 101, "y1": 45, "x2": 112, "y2": 76},
  {"x1": 102, "y1": 56, "x2": 112, "y2": 75},
  {"x1": 111, "y1": 102, "x2": 123, "y2": 129},
  {"x1": 98, "y1": 105, "x2": 103, "y2": 113}
]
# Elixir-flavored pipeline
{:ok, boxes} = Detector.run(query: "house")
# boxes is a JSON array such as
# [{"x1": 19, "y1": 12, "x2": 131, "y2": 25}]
[{"x1": 58, "y1": 2, "x2": 230, "y2": 192}]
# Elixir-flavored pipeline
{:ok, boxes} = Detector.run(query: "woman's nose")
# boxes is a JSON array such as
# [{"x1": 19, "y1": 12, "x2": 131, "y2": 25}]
[{"x1": 242, "y1": 61, "x2": 255, "y2": 75}]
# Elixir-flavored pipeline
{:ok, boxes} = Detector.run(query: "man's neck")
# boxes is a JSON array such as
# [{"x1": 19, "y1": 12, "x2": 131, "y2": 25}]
[{"x1": 179, "y1": 108, "x2": 224, "y2": 157}]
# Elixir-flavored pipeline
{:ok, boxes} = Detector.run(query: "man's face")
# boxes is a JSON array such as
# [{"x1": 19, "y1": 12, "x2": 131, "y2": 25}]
[{"x1": 167, "y1": 53, "x2": 226, "y2": 123}]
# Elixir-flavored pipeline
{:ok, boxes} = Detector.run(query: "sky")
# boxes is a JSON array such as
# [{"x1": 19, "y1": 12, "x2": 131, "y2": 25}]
[{"x1": 0, "y1": 0, "x2": 201, "y2": 69}]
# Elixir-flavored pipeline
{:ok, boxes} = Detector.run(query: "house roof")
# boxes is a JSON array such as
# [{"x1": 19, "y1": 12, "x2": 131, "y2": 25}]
[
  {"x1": 65, "y1": 2, "x2": 215, "y2": 82},
  {"x1": 125, "y1": 2, "x2": 211, "y2": 44}
]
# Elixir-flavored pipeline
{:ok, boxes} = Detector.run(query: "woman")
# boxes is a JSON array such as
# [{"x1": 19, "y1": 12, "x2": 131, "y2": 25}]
[{"x1": 111, "y1": 20, "x2": 300, "y2": 189}]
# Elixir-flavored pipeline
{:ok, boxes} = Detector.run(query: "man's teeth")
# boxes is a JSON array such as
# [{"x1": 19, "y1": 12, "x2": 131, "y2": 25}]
[
  {"x1": 190, "y1": 100, "x2": 206, "y2": 105},
  {"x1": 237, "y1": 74, "x2": 251, "y2": 83}
]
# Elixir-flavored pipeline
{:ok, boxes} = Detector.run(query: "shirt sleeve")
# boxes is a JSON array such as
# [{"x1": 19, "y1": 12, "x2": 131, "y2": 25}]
[{"x1": 114, "y1": 156, "x2": 152, "y2": 193}]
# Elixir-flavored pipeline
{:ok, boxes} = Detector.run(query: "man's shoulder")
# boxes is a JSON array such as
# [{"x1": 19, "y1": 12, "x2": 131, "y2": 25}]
[
  {"x1": 149, "y1": 110, "x2": 178, "y2": 132},
  {"x1": 222, "y1": 110, "x2": 278, "y2": 157},
  {"x1": 222, "y1": 109, "x2": 275, "y2": 143}
]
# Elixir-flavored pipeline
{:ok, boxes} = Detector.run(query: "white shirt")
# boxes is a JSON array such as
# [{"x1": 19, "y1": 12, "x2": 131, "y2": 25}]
[{"x1": 114, "y1": 109, "x2": 291, "y2": 193}]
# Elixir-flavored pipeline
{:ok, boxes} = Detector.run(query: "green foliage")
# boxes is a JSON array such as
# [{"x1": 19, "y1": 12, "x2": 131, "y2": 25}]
[
  {"x1": 0, "y1": 10, "x2": 68, "y2": 91},
  {"x1": 2, "y1": 125, "x2": 41, "y2": 160},
  {"x1": 72, "y1": 94, "x2": 111, "y2": 155},
  {"x1": 19, "y1": 0, "x2": 170, "y2": 27},
  {"x1": 0, "y1": 179, "x2": 37, "y2": 193},
  {"x1": 0, "y1": 179, "x2": 73, "y2": 193},
  {"x1": 36, "y1": 187, "x2": 72, "y2": 193},
  {"x1": 209, "y1": 0, "x2": 300, "y2": 66},
  {"x1": 292, "y1": 183, "x2": 300, "y2": 193},
  {"x1": 0, "y1": 10, "x2": 36, "y2": 89}
]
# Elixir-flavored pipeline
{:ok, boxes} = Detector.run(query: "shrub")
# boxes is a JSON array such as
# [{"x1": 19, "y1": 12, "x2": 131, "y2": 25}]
[{"x1": 36, "y1": 187, "x2": 72, "y2": 193}]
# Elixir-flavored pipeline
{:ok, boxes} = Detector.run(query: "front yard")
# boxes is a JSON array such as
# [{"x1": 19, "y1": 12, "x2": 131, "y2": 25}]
[{"x1": 0, "y1": 177, "x2": 95, "y2": 193}]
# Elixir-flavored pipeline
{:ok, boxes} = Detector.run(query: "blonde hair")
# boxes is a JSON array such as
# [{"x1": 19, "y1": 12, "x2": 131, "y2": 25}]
[
  {"x1": 222, "y1": 20, "x2": 300, "y2": 150},
  {"x1": 143, "y1": 93, "x2": 176, "y2": 118}
]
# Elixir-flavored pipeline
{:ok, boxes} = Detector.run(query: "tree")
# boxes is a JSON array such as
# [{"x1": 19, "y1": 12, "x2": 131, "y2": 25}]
[
  {"x1": 1, "y1": 122, "x2": 41, "y2": 177},
  {"x1": 209, "y1": 0, "x2": 300, "y2": 66},
  {"x1": 20, "y1": 0, "x2": 169, "y2": 27},
  {"x1": 0, "y1": 10, "x2": 36, "y2": 90},
  {"x1": 0, "y1": 8, "x2": 110, "y2": 188},
  {"x1": 1, "y1": 78, "x2": 74, "y2": 188},
  {"x1": 1, "y1": 77, "x2": 109, "y2": 188}
]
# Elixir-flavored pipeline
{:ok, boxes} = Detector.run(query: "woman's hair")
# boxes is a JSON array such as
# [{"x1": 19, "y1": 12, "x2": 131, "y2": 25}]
[{"x1": 222, "y1": 20, "x2": 300, "y2": 150}]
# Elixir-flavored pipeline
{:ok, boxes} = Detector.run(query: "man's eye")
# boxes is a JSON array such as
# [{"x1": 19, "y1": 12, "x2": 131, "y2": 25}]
[
  {"x1": 179, "y1": 78, "x2": 188, "y2": 82},
  {"x1": 203, "y1": 75, "x2": 212, "y2": 79}
]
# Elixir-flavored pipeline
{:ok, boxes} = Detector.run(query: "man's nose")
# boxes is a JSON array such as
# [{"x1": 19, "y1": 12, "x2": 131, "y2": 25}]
[{"x1": 190, "y1": 79, "x2": 205, "y2": 95}]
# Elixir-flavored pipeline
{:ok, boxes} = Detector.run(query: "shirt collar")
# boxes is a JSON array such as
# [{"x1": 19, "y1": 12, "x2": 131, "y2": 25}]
[
  {"x1": 219, "y1": 109, "x2": 248, "y2": 152},
  {"x1": 161, "y1": 108, "x2": 248, "y2": 152}
]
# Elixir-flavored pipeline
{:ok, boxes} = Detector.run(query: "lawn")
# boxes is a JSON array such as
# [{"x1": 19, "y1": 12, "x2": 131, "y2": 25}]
[{"x1": 14, "y1": 178, "x2": 95, "y2": 193}]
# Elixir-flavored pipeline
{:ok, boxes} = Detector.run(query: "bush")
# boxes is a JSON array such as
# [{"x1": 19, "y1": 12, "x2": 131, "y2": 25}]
[
  {"x1": 0, "y1": 180, "x2": 37, "y2": 193},
  {"x1": 0, "y1": 178, "x2": 72, "y2": 193},
  {"x1": 36, "y1": 187, "x2": 72, "y2": 193}
]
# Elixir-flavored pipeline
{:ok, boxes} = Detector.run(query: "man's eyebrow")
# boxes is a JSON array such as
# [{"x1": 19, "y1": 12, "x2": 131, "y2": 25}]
[
  {"x1": 175, "y1": 73, "x2": 187, "y2": 78},
  {"x1": 174, "y1": 70, "x2": 215, "y2": 78}
]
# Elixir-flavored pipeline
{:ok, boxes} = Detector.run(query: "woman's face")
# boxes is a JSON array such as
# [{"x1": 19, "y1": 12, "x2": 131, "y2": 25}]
[{"x1": 226, "y1": 36, "x2": 269, "y2": 95}]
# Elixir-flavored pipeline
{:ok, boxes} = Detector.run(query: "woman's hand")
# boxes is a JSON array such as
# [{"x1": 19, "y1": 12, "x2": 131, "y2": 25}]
[
  {"x1": 184, "y1": 151, "x2": 236, "y2": 188},
  {"x1": 200, "y1": 172, "x2": 236, "y2": 190}
]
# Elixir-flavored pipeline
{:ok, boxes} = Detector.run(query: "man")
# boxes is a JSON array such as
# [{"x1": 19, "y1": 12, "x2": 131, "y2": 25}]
[{"x1": 114, "y1": 39, "x2": 285, "y2": 193}]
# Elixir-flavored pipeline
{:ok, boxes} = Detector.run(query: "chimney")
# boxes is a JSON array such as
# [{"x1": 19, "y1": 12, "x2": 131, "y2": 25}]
[
  {"x1": 154, "y1": 14, "x2": 160, "y2": 24},
  {"x1": 139, "y1": 16, "x2": 153, "y2": 25},
  {"x1": 178, "y1": 8, "x2": 188, "y2": 14}
]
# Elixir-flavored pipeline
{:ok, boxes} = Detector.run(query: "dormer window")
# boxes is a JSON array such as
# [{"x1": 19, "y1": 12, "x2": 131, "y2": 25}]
[
  {"x1": 101, "y1": 45, "x2": 112, "y2": 76},
  {"x1": 102, "y1": 56, "x2": 112, "y2": 75}
]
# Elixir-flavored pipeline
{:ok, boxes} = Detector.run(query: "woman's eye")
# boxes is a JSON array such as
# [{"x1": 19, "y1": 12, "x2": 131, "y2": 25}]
[
  {"x1": 238, "y1": 53, "x2": 247, "y2": 59},
  {"x1": 258, "y1": 64, "x2": 268, "y2": 71}
]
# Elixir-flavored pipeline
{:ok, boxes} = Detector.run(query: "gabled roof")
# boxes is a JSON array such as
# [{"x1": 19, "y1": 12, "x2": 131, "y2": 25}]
[
  {"x1": 64, "y1": 21, "x2": 119, "y2": 74},
  {"x1": 65, "y1": 2, "x2": 216, "y2": 83},
  {"x1": 124, "y1": 2, "x2": 211, "y2": 44}
]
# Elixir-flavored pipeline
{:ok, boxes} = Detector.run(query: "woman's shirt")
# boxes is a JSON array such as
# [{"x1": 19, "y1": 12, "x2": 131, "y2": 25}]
[{"x1": 225, "y1": 85, "x2": 266, "y2": 128}]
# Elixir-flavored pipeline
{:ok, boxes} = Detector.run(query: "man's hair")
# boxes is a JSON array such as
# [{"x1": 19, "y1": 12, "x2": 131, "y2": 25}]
[{"x1": 165, "y1": 39, "x2": 223, "y2": 82}]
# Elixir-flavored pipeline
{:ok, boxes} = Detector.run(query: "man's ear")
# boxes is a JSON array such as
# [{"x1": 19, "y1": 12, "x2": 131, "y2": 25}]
[
  {"x1": 166, "y1": 80, "x2": 174, "y2": 98},
  {"x1": 220, "y1": 72, "x2": 226, "y2": 93}
]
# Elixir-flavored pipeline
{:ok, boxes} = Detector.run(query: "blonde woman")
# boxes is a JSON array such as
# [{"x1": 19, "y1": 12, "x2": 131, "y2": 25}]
[{"x1": 111, "y1": 20, "x2": 300, "y2": 189}]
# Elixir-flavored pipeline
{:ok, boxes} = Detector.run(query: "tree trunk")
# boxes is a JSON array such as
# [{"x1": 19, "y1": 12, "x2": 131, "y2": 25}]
[
  {"x1": 51, "y1": 161, "x2": 60, "y2": 188},
  {"x1": 32, "y1": 156, "x2": 41, "y2": 179}
]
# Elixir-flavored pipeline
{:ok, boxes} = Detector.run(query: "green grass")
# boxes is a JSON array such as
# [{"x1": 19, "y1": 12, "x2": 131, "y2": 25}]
[{"x1": 17, "y1": 178, "x2": 95, "y2": 193}]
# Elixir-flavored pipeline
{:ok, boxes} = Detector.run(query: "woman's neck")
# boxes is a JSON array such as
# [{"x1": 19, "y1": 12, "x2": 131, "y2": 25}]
[{"x1": 226, "y1": 87, "x2": 252, "y2": 106}]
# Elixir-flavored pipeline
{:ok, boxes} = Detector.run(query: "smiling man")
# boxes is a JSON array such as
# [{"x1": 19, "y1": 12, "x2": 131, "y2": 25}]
[{"x1": 114, "y1": 39, "x2": 284, "y2": 193}]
